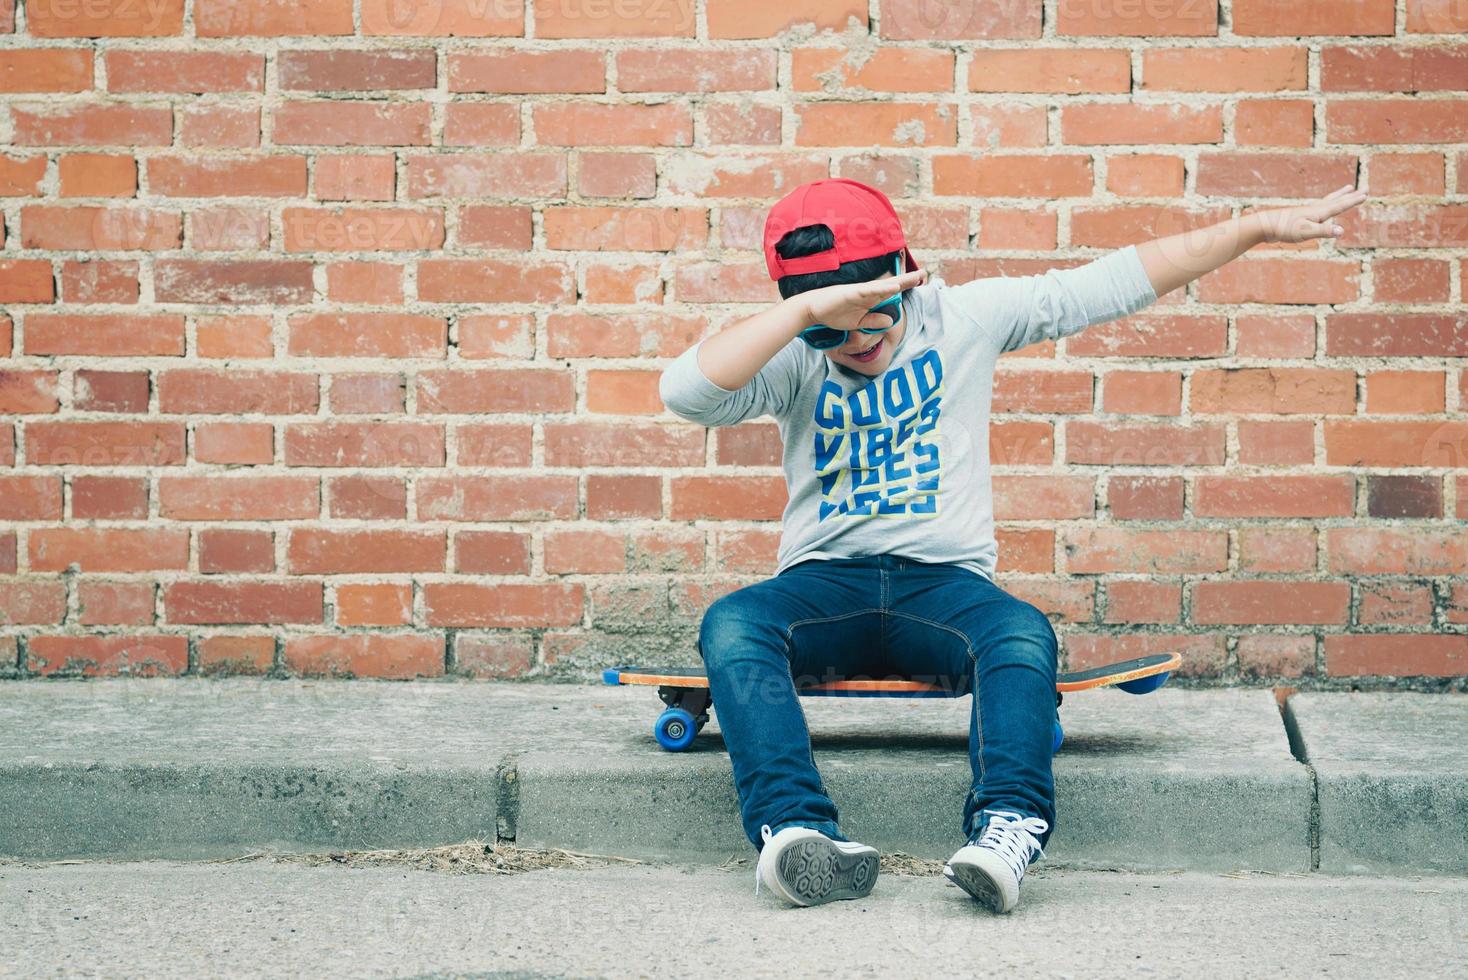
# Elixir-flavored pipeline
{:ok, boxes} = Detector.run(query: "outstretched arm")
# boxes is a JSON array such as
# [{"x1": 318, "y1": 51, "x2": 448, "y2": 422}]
[{"x1": 1135, "y1": 184, "x2": 1370, "y2": 298}]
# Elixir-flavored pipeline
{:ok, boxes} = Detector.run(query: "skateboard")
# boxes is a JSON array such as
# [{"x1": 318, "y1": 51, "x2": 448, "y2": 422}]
[{"x1": 603, "y1": 653, "x2": 1182, "y2": 752}]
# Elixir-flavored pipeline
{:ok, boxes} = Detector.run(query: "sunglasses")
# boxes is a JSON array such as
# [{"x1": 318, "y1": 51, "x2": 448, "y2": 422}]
[{"x1": 799, "y1": 255, "x2": 906, "y2": 351}]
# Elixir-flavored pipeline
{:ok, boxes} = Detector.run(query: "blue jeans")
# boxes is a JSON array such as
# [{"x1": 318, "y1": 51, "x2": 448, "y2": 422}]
[{"x1": 697, "y1": 553, "x2": 1058, "y2": 856}]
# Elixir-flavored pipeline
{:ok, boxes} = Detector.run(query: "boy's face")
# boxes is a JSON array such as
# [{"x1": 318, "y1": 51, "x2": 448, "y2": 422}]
[{"x1": 823, "y1": 268, "x2": 905, "y2": 377}]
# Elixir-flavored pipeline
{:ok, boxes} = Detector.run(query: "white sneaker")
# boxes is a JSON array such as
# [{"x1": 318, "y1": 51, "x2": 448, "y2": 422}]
[
  {"x1": 754, "y1": 823, "x2": 879, "y2": 907},
  {"x1": 942, "y1": 810, "x2": 1049, "y2": 914}
]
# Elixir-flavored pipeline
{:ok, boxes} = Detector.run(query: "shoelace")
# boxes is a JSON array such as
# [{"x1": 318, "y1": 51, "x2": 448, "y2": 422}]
[
  {"x1": 754, "y1": 823, "x2": 774, "y2": 896},
  {"x1": 969, "y1": 812, "x2": 1049, "y2": 881}
]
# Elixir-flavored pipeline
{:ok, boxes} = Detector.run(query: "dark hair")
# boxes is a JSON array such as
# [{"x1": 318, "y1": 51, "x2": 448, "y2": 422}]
[{"x1": 774, "y1": 224, "x2": 903, "y2": 301}]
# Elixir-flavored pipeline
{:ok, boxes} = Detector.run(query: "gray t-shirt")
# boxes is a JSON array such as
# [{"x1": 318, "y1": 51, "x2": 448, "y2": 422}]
[{"x1": 658, "y1": 244, "x2": 1159, "y2": 581}]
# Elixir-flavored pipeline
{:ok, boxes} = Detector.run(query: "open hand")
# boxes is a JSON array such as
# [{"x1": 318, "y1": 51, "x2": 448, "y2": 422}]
[
  {"x1": 1255, "y1": 184, "x2": 1369, "y2": 244},
  {"x1": 800, "y1": 268, "x2": 928, "y2": 331}
]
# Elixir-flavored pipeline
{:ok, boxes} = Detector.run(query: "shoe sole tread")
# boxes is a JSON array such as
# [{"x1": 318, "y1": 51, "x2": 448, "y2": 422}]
[{"x1": 774, "y1": 839, "x2": 878, "y2": 907}]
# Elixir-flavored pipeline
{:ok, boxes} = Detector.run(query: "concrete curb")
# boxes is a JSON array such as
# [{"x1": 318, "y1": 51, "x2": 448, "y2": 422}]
[{"x1": 0, "y1": 680, "x2": 1462, "y2": 874}]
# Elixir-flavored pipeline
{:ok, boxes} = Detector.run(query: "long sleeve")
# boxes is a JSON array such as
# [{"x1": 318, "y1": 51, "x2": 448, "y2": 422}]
[
  {"x1": 659, "y1": 336, "x2": 805, "y2": 427},
  {"x1": 946, "y1": 243, "x2": 1158, "y2": 355}
]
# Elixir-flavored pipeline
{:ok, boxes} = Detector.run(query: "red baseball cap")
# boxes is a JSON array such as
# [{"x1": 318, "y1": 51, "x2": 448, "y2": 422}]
[{"x1": 763, "y1": 178, "x2": 920, "y2": 281}]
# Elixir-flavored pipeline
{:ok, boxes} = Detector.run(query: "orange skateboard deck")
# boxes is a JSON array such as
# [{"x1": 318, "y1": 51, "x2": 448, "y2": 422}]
[{"x1": 604, "y1": 652, "x2": 1182, "y2": 752}]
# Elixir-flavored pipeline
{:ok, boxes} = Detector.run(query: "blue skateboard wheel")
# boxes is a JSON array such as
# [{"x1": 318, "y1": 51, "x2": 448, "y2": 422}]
[
  {"x1": 1117, "y1": 670, "x2": 1170, "y2": 695},
  {"x1": 654, "y1": 707, "x2": 698, "y2": 752},
  {"x1": 1052, "y1": 718, "x2": 1064, "y2": 754}
]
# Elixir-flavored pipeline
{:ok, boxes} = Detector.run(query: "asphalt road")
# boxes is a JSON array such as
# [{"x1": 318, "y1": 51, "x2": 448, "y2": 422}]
[{"x1": 4, "y1": 857, "x2": 1465, "y2": 978}]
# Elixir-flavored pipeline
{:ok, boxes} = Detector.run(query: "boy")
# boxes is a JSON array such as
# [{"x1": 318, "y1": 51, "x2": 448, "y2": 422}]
[{"x1": 658, "y1": 178, "x2": 1366, "y2": 913}]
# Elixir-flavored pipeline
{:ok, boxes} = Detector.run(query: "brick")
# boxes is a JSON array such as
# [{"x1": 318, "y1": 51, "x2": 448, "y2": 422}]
[
  {"x1": 712, "y1": 424, "x2": 781, "y2": 467},
  {"x1": 0, "y1": 370, "x2": 59, "y2": 414},
  {"x1": 1326, "y1": 313, "x2": 1468, "y2": 356},
  {"x1": 0, "y1": 533, "x2": 12, "y2": 574},
  {"x1": 274, "y1": 101, "x2": 430, "y2": 146},
  {"x1": 1063, "y1": 527, "x2": 1227, "y2": 573},
  {"x1": 329, "y1": 373, "x2": 405, "y2": 414},
  {"x1": 933, "y1": 153, "x2": 1098, "y2": 196},
  {"x1": 289, "y1": 313, "x2": 446, "y2": 359},
  {"x1": 196, "y1": 315, "x2": 273, "y2": 360},
  {"x1": 1192, "y1": 581, "x2": 1349, "y2": 625},
  {"x1": 794, "y1": 47, "x2": 952, "y2": 94},
  {"x1": 545, "y1": 421, "x2": 703, "y2": 467},
  {"x1": 424, "y1": 582, "x2": 584, "y2": 628},
  {"x1": 1197, "y1": 258, "x2": 1359, "y2": 305},
  {"x1": 976, "y1": 208, "x2": 1057, "y2": 250},
  {"x1": 1057, "y1": 0, "x2": 1216, "y2": 36},
  {"x1": 78, "y1": 581, "x2": 155, "y2": 626},
  {"x1": 1364, "y1": 370, "x2": 1444, "y2": 414},
  {"x1": 199, "y1": 528, "x2": 274, "y2": 573},
  {"x1": 628, "y1": 527, "x2": 703, "y2": 573},
  {"x1": 0, "y1": 474, "x2": 61, "y2": 521},
  {"x1": 178, "y1": 105, "x2": 259, "y2": 148},
  {"x1": 1066, "y1": 314, "x2": 1227, "y2": 358},
  {"x1": 1233, "y1": 0, "x2": 1394, "y2": 36},
  {"x1": 1107, "y1": 475, "x2": 1182, "y2": 520},
  {"x1": 12, "y1": 104, "x2": 172, "y2": 146},
  {"x1": 581, "y1": 261, "x2": 665, "y2": 304},
  {"x1": 22, "y1": 203, "x2": 178, "y2": 250},
  {"x1": 27, "y1": 635, "x2": 188, "y2": 677},
  {"x1": 1409, "y1": 0, "x2": 1468, "y2": 33},
  {"x1": 148, "y1": 154, "x2": 305, "y2": 197},
  {"x1": 1325, "y1": 635, "x2": 1468, "y2": 678},
  {"x1": 577, "y1": 153, "x2": 656, "y2": 199},
  {"x1": 1101, "y1": 370, "x2": 1180, "y2": 415},
  {"x1": 1104, "y1": 580, "x2": 1181, "y2": 624},
  {"x1": 417, "y1": 259, "x2": 572, "y2": 303},
  {"x1": 548, "y1": 313, "x2": 704, "y2": 358},
  {"x1": 184, "y1": 427, "x2": 269, "y2": 476},
  {"x1": 534, "y1": 102, "x2": 691, "y2": 146},
  {"x1": 1357, "y1": 581, "x2": 1434, "y2": 627},
  {"x1": 1003, "y1": 579, "x2": 1093, "y2": 623},
  {"x1": 1062, "y1": 104, "x2": 1221, "y2": 145},
  {"x1": 450, "y1": 50, "x2": 604, "y2": 93},
  {"x1": 989, "y1": 421, "x2": 1054, "y2": 465},
  {"x1": 1325, "y1": 420, "x2": 1468, "y2": 467},
  {"x1": 968, "y1": 48, "x2": 1128, "y2": 93},
  {"x1": 1238, "y1": 420, "x2": 1316, "y2": 466},
  {"x1": 360, "y1": 0, "x2": 522, "y2": 36},
  {"x1": 456, "y1": 423, "x2": 533, "y2": 466},
  {"x1": 161, "y1": 476, "x2": 317, "y2": 520},
  {"x1": 314, "y1": 154, "x2": 395, "y2": 201},
  {"x1": 25, "y1": 313, "x2": 183, "y2": 356},
  {"x1": 545, "y1": 528, "x2": 625, "y2": 574},
  {"x1": 417, "y1": 369, "x2": 575, "y2": 414},
  {"x1": 57, "y1": 153, "x2": 134, "y2": 196},
  {"x1": 713, "y1": 528, "x2": 779, "y2": 573},
  {"x1": 1328, "y1": 528, "x2": 1468, "y2": 575},
  {"x1": 1367, "y1": 153, "x2": 1446, "y2": 196},
  {"x1": 670, "y1": 475, "x2": 786, "y2": 520},
  {"x1": 621, "y1": 48, "x2": 775, "y2": 92},
  {"x1": 1372, "y1": 257, "x2": 1450, "y2": 303},
  {"x1": 283, "y1": 206, "x2": 444, "y2": 251},
  {"x1": 712, "y1": 0, "x2": 866, "y2": 38},
  {"x1": 28, "y1": 0, "x2": 185, "y2": 36},
  {"x1": 587, "y1": 474, "x2": 662, "y2": 520},
  {"x1": 196, "y1": 0, "x2": 353, "y2": 36},
  {"x1": 544, "y1": 206, "x2": 706, "y2": 251},
  {"x1": 72, "y1": 475, "x2": 147, "y2": 519},
  {"x1": 406, "y1": 153, "x2": 566, "y2": 198},
  {"x1": 30, "y1": 527, "x2": 188, "y2": 571},
  {"x1": 105, "y1": 50, "x2": 263, "y2": 93},
  {"x1": 795, "y1": 103, "x2": 957, "y2": 147},
  {"x1": 154, "y1": 260, "x2": 314, "y2": 304},
  {"x1": 995, "y1": 529, "x2": 1053, "y2": 573},
  {"x1": 454, "y1": 635, "x2": 534, "y2": 679},
  {"x1": 325, "y1": 261, "x2": 404, "y2": 304},
  {"x1": 1105, "y1": 154, "x2": 1185, "y2": 196},
  {"x1": 1070, "y1": 204, "x2": 1231, "y2": 248},
  {"x1": 158, "y1": 370, "x2": 317, "y2": 414},
  {"x1": 0, "y1": 260, "x2": 55, "y2": 302},
  {"x1": 73, "y1": 369, "x2": 147, "y2": 413},
  {"x1": 1066, "y1": 421, "x2": 1224, "y2": 466},
  {"x1": 336, "y1": 583, "x2": 412, "y2": 626},
  {"x1": 197, "y1": 636, "x2": 274, "y2": 674},
  {"x1": 328, "y1": 475, "x2": 406, "y2": 520},
  {"x1": 417, "y1": 475, "x2": 577, "y2": 521},
  {"x1": 704, "y1": 101, "x2": 781, "y2": 145},
  {"x1": 1235, "y1": 314, "x2": 1315, "y2": 358},
  {"x1": 879, "y1": 0, "x2": 1037, "y2": 39},
  {"x1": 289, "y1": 529, "x2": 444, "y2": 574},
  {"x1": 1195, "y1": 153, "x2": 1355, "y2": 198},
  {"x1": 285, "y1": 422, "x2": 444, "y2": 467},
  {"x1": 586, "y1": 370, "x2": 664, "y2": 415},
  {"x1": 166, "y1": 581, "x2": 323, "y2": 625},
  {"x1": 27, "y1": 421, "x2": 185, "y2": 466},
  {"x1": 1238, "y1": 527, "x2": 1317, "y2": 573},
  {"x1": 1366, "y1": 475, "x2": 1442, "y2": 518},
  {"x1": 455, "y1": 530, "x2": 532, "y2": 574},
  {"x1": 287, "y1": 634, "x2": 444, "y2": 679},
  {"x1": 279, "y1": 49, "x2": 435, "y2": 91},
  {"x1": 1234, "y1": 99, "x2": 1314, "y2": 147},
  {"x1": 1142, "y1": 47, "x2": 1304, "y2": 91},
  {"x1": 1236, "y1": 635, "x2": 1316, "y2": 680},
  {"x1": 1194, "y1": 475, "x2": 1354, "y2": 518},
  {"x1": 60, "y1": 259, "x2": 139, "y2": 303},
  {"x1": 1191, "y1": 368, "x2": 1356, "y2": 415},
  {"x1": 1327, "y1": 100, "x2": 1468, "y2": 143}
]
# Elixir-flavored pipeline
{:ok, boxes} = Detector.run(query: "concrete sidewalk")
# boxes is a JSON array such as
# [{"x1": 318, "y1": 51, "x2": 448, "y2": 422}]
[{"x1": 0, "y1": 679, "x2": 1463, "y2": 874}]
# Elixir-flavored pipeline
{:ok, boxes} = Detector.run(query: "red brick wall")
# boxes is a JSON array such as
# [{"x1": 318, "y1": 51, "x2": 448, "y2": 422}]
[{"x1": 1, "y1": 1, "x2": 1465, "y2": 684}]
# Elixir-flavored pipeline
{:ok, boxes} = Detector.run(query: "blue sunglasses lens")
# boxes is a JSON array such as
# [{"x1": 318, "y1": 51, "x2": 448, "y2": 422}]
[{"x1": 799, "y1": 256, "x2": 907, "y2": 350}]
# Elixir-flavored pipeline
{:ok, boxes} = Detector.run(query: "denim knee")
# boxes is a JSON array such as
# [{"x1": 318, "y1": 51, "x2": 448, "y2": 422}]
[
  {"x1": 698, "y1": 592, "x2": 775, "y2": 672},
  {"x1": 993, "y1": 602, "x2": 1059, "y2": 673}
]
